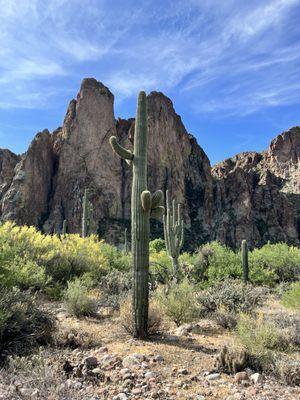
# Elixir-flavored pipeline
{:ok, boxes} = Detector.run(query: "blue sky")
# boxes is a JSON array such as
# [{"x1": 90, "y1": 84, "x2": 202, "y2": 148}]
[{"x1": 0, "y1": 0, "x2": 299, "y2": 165}]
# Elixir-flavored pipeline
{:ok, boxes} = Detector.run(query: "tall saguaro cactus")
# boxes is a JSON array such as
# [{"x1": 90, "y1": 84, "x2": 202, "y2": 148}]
[
  {"x1": 241, "y1": 239, "x2": 249, "y2": 282},
  {"x1": 163, "y1": 190, "x2": 184, "y2": 279},
  {"x1": 109, "y1": 91, "x2": 164, "y2": 338},
  {"x1": 62, "y1": 219, "x2": 67, "y2": 236},
  {"x1": 82, "y1": 189, "x2": 89, "y2": 238},
  {"x1": 124, "y1": 228, "x2": 129, "y2": 254}
]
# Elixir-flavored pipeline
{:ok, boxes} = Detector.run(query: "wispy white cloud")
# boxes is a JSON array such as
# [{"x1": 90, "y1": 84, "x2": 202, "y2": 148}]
[{"x1": 0, "y1": 0, "x2": 299, "y2": 115}]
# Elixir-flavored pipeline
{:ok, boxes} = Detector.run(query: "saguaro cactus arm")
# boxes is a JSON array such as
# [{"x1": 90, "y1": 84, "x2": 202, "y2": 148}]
[
  {"x1": 62, "y1": 219, "x2": 67, "y2": 236},
  {"x1": 109, "y1": 136, "x2": 133, "y2": 161},
  {"x1": 163, "y1": 190, "x2": 184, "y2": 278}
]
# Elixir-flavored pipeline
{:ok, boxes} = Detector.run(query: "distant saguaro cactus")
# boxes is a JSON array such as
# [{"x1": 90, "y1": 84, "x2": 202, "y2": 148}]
[
  {"x1": 62, "y1": 219, "x2": 67, "y2": 236},
  {"x1": 241, "y1": 240, "x2": 249, "y2": 282},
  {"x1": 124, "y1": 227, "x2": 129, "y2": 254},
  {"x1": 163, "y1": 190, "x2": 184, "y2": 279},
  {"x1": 109, "y1": 91, "x2": 164, "y2": 338},
  {"x1": 82, "y1": 189, "x2": 90, "y2": 238}
]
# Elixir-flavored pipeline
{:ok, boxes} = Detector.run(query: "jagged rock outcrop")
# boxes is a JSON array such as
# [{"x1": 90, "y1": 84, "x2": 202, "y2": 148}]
[
  {"x1": 1, "y1": 130, "x2": 55, "y2": 226},
  {"x1": 0, "y1": 78, "x2": 299, "y2": 248},
  {"x1": 0, "y1": 149, "x2": 20, "y2": 203},
  {"x1": 212, "y1": 127, "x2": 300, "y2": 247}
]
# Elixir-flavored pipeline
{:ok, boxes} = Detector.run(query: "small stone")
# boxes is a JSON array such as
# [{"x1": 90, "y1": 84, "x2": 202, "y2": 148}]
[
  {"x1": 132, "y1": 353, "x2": 145, "y2": 361},
  {"x1": 19, "y1": 388, "x2": 39, "y2": 397},
  {"x1": 122, "y1": 374, "x2": 132, "y2": 380},
  {"x1": 234, "y1": 371, "x2": 249, "y2": 383},
  {"x1": 250, "y1": 372, "x2": 264, "y2": 384},
  {"x1": 122, "y1": 355, "x2": 142, "y2": 369},
  {"x1": 84, "y1": 356, "x2": 98, "y2": 368},
  {"x1": 195, "y1": 396, "x2": 205, "y2": 400},
  {"x1": 206, "y1": 373, "x2": 220, "y2": 381},
  {"x1": 132, "y1": 387, "x2": 143, "y2": 395},
  {"x1": 178, "y1": 368, "x2": 189, "y2": 375},
  {"x1": 165, "y1": 334, "x2": 180, "y2": 342},
  {"x1": 153, "y1": 354, "x2": 164, "y2": 362},
  {"x1": 73, "y1": 382, "x2": 83, "y2": 389},
  {"x1": 120, "y1": 368, "x2": 131, "y2": 375},
  {"x1": 92, "y1": 367, "x2": 102, "y2": 374},
  {"x1": 174, "y1": 323, "x2": 193, "y2": 336},
  {"x1": 145, "y1": 371, "x2": 158, "y2": 380},
  {"x1": 175, "y1": 380, "x2": 183, "y2": 387},
  {"x1": 241, "y1": 379, "x2": 250, "y2": 386},
  {"x1": 114, "y1": 394, "x2": 127, "y2": 400},
  {"x1": 98, "y1": 346, "x2": 109, "y2": 354}
]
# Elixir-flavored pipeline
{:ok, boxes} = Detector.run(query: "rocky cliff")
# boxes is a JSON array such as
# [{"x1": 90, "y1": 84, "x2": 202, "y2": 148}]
[
  {"x1": 212, "y1": 128, "x2": 300, "y2": 247},
  {"x1": 0, "y1": 78, "x2": 299, "y2": 248}
]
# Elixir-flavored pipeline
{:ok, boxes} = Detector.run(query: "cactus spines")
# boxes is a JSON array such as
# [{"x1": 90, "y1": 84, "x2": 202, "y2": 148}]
[
  {"x1": 62, "y1": 219, "x2": 67, "y2": 236},
  {"x1": 110, "y1": 91, "x2": 163, "y2": 338},
  {"x1": 163, "y1": 190, "x2": 184, "y2": 279},
  {"x1": 241, "y1": 239, "x2": 249, "y2": 282},
  {"x1": 216, "y1": 346, "x2": 248, "y2": 374}
]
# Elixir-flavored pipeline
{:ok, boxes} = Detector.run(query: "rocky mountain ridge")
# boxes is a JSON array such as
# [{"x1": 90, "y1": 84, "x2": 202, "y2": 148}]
[{"x1": 0, "y1": 78, "x2": 299, "y2": 248}]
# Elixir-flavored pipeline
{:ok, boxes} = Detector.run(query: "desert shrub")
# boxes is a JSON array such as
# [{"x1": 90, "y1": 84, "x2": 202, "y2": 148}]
[
  {"x1": 155, "y1": 279, "x2": 200, "y2": 326},
  {"x1": 0, "y1": 256, "x2": 49, "y2": 290},
  {"x1": 64, "y1": 279, "x2": 98, "y2": 317},
  {"x1": 45, "y1": 282, "x2": 65, "y2": 300},
  {"x1": 44, "y1": 234, "x2": 110, "y2": 283},
  {"x1": 197, "y1": 279, "x2": 267, "y2": 317},
  {"x1": 150, "y1": 238, "x2": 166, "y2": 253},
  {"x1": 0, "y1": 222, "x2": 118, "y2": 289},
  {"x1": 99, "y1": 269, "x2": 132, "y2": 307},
  {"x1": 250, "y1": 243, "x2": 300, "y2": 284},
  {"x1": 99, "y1": 241, "x2": 131, "y2": 271},
  {"x1": 150, "y1": 250, "x2": 173, "y2": 285},
  {"x1": 213, "y1": 307, "x2": 239, "y2": 329},
  {"x1": 276, "y1": 355, "x2": 300, "y2": 386},
  {"x1": 181, "y1": 252, "x2": 209, "y2": 284},
  {"x1": 238, "y1": 313, "x2": 291, "y2": 351},
  {"x1": 237, "y1": 313, "x2": 291, "y2": 371},
  {"x1": 280, "y1": 281, "x2": 300, "y2": 310},
  {"x1": 204, "y1": 242, "x2": 241, "y2": 282},
  {"x1": 269, "y1": 312, "x2": 300, "y2": 346},
  {"x1": 0, "y1": 287, "x2": 55, "y2": 363},
  {"x1": 120, "y1": 297, "x2": 162, "y2": 335}
]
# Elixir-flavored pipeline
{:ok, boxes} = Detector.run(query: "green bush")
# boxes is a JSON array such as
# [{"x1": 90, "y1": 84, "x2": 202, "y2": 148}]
[
  {"x1": 237, "y1": 313, "x2": 291, "y2": 371},
  {"x1": 155, "y1": 279, "x2": 200, "y2": 326},
  {"x1": 0, "y1": 287, "x2": 55, "y2": 363},
  {"x1": 0, "y1": 222, "x2": 126, "y2": 291},
  {"x1": 150, "y1": 238, "x2": 166, "y2": 253},
  {"x1": 281, "y1": 281, "x2": 300, "y2": 310},
  {"x1": 64, "y1": 279, "x2": 98, "y2": 317},
  {"x1": 0, "y1": 256, "x2": 49, "y2": 290},
  {"x1": 250, "y1": 243, "x2": 300, "y2": 284},
  {"x1": 206, "y1": 242, "x2": 241, "y2": 282},
  {"x1": 150, "y1": 249, "x2": 173, "y2": 285}
]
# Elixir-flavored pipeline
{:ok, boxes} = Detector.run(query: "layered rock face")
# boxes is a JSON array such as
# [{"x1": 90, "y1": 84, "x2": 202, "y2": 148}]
[
  {"x1": 212, "y1": 127, "x2": 300, "y2": 247},
  {"x1": 0, "y1": 78, "x2": 299, "y2": 248},
  {"x1": 0, "y1": 149, "x2": 20, "y2": 204}
]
